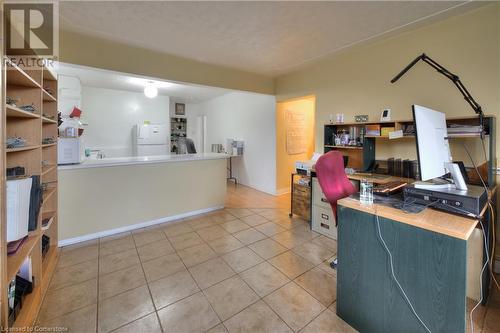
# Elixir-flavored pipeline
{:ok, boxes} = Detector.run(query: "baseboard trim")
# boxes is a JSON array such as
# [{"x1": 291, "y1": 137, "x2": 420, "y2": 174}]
[
  {"x1": 275, "y1": 187, "x2": 291, "y2": 196},
  {"x1": 234, "y1": 180, "x2": 277, "y2": 196},
  {"x1": 58, "y1": 205, "x2": 224, "y2": 247}
]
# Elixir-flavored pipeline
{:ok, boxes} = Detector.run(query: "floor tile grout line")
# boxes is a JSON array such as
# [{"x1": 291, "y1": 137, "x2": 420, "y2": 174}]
[
  {"x1": 106, "y1": 311, "x2": 157, "y2": 333},
  {"x1": 45, "y1": 207, "x2": 329, "y2": 332},
  {"x1": 257, "y1": 280, "x2": 299, "y2": 333},
  {"x1": 125, "y1": 227, "x2": 164, "y2": 333},
  {"x1": 96, "y1": 236, "x2": 101, "y2": 333},
  {"x1": 175, "y1": 238, "x2": 227, "y2": 329}
]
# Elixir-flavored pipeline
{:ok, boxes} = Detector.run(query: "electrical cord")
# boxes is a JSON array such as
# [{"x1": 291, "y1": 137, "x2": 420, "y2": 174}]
[
  {"x1": 469, "y1": 218, "x2": 490, "y2": 333},
  {"x1": 463, "y1": 142, "x2": 499, "y2": 288},
  {"x1": 479, "y1": 138, "x2": 500, "y2": 290},
  {"x1": 375, "y1": 213, "x2": 433, "y2": 333},
  {"x1": 462, "y1": 142, "x2": 499, "y2": 333}
]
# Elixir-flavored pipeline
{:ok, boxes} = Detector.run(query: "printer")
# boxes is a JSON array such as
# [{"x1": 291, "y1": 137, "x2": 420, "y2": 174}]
[
  {"x1": 295, "y1": 153, "x2": 322, "y2": 175},
  {"x1": 295, "y1": 160, "x2": 315, "y2": 175}
]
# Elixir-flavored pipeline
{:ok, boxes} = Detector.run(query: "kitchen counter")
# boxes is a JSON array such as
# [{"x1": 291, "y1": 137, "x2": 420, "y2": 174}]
[
  {"x1": 58, "y1": 153, "x2": 229, "y2": 170},
  {"x1": 58, "y1": 154, "x2": 228, "y2": 244}
]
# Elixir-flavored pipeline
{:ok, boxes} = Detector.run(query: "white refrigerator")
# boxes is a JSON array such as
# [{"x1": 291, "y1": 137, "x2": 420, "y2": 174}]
[{"x1": 132, "y1": 123, "x2": 169, "y2": 156}]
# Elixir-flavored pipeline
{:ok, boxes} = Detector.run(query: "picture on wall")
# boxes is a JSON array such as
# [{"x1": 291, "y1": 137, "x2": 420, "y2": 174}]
[
  {"x1": 175, "y1": 103, "x2": 186, "y2": 116},
  {"x1": 286, "y1": 109, "x2": 307, "y2": 155}
]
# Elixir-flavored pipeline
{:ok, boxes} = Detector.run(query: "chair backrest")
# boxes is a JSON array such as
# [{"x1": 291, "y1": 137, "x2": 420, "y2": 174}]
[
  {"x1": 186, "y1": 138, "x2": 197, "y2": 154},
  {"x1": 315, "y1": 151, "x2": 357, "y2": 216}
]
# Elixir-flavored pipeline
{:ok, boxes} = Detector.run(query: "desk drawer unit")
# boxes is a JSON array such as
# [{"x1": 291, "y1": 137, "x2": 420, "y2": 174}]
[
  {"x1": 312, "y1": 178, "x2": 337, "y2": 239},
  {"x1": 312, "y1": 205, "x2": 337, "y2": 239},
  {"x1": 292, "y1": 182, "x2": 311, "y2": 221}
]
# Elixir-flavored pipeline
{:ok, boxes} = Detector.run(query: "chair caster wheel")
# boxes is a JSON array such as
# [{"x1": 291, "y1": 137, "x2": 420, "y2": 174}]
[{"x1": 330, "y1": 258, "x2": 338, "y2": 269}]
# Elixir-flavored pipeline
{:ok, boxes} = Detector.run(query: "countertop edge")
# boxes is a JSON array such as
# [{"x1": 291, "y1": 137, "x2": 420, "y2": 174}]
[
  {"x1": 338, "y1": 197, "x2": 478, "y2": 240},
  {"x1": 58, "y1": 154, "x2": 230, "y2": 171}
]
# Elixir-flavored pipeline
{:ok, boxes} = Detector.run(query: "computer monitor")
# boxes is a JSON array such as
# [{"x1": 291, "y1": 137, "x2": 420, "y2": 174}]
[{"x1": 412, "y1": 105, "x2": 468, "y2": 190}]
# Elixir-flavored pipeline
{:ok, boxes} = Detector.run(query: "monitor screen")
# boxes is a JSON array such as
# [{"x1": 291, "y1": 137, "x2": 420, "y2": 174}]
[{"x1": 412, "y1": 105, "x2": 452, "y2": 181}]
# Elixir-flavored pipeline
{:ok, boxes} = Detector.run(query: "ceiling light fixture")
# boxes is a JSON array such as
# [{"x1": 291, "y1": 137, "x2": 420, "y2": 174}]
[{"x1": 144, "y1": 82, "x2": 158, "y2": 98}]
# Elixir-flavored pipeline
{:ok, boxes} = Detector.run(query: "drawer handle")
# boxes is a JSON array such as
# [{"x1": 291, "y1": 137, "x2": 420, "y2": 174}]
[
  {"x1": 321, "y1": 214, "x2": 329, "y2": 220},
  {"x1": 320, "y1": 223, "x2": 330, "y2": 230},
  {"x1": 321, "y1": 198, "x2": 328, "y2": 203}
]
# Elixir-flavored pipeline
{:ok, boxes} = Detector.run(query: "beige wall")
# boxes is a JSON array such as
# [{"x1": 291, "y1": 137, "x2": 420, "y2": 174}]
[
  {"x1": 276, "y1": 96, "x2": 316, "y2": 192},
  {"x1": 275, "y1": 4, "x2": 499, "y2": 156},
  {"x1": 58, "y1": 159, "x2": 227, "y2": 242},
  {"x1": 59, "y1": 30, "x2": 274, "y2": 95},
  {"x1": 275, "y1": 3, "x2": 500, "y2": 263}
]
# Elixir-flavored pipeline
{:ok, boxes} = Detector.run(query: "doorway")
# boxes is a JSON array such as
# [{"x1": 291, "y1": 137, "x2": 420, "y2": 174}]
[{"x1": 276, "y1": 95, "x2": 316, "y2": 194}]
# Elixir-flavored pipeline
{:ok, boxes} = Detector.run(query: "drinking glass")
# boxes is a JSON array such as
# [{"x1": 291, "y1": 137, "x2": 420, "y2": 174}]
[{"x1": 360, "y1": 179, "x2": 373, "y2": 205}]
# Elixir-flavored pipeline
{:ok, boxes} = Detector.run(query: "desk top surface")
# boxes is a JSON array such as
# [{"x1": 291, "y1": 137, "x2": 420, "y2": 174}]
[
  {"x1": 347, "y1": 173, "x2": 412, "y2": 184},
  {"x1": 338, "y1": 192, "x2": 494, "y2": 240}
]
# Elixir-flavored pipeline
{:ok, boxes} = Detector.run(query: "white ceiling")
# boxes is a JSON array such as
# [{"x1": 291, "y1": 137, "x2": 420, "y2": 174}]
[
  {"x1": 59, "y1": 1, "x2": 483, "y2": 75},
  {"x1": 56, "y1": 62, "x2": 230, "y2": 103}
]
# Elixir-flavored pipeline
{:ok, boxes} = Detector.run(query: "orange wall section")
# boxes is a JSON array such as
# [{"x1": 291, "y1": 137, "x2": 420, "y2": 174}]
[{"x1": 276, "y1": 96, "x2": 316, "y2": 193}]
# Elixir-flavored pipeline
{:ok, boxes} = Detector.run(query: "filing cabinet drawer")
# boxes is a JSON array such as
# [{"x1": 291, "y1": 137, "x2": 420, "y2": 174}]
[
  {"x1": 312, "y1": 205, "x2": 337, "y2": 240},
  {"x1": 312, "y1": 178, "x2": 331, "y2": 209}
]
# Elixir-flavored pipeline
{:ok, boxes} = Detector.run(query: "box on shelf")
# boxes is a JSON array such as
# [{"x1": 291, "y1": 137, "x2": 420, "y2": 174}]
[
  {"x1": 381, "y1": 127, "x2": 395, "y2": 137},
  {"x1": 365, "y1": 124, "x2": 381, "y2": 136}
]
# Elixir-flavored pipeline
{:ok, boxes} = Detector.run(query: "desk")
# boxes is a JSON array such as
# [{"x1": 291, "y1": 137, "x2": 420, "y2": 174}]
[
  {"x1": 336, "y1": 190, "x2": 496, "y2": 333},
  {"x1": 347, "y1": 172, "x2": 412, "y2": 185}
]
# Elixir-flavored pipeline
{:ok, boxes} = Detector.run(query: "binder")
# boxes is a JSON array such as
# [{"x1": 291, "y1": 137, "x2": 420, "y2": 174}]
[
  {"x1": 28, "y1": 176, "x2": 41, "y2": 231},
  {"x1": 7, "y1": 178, "x2": 32, "y2": 242}
]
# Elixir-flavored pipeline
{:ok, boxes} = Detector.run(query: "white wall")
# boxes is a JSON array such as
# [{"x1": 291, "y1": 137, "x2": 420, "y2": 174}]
[
  {"x1": 58, "y1": 75, "x2": 82, "y2": 116},
  {"x1": 81, "y1": 87, "x2": 170, "y2": 157},
  {"x1": 195, "y1": 92, "x2": 277, "y2": 195}
]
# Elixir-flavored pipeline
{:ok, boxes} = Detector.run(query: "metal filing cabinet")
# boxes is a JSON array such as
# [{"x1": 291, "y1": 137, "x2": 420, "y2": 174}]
[{"x1": 311, "y1": 178, "x2": 337, "y2": 239}]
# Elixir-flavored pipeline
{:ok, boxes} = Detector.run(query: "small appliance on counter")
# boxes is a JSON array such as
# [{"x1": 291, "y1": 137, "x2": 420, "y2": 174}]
[
  {"x1": 295, "y1": 153, "x2": 322, "y2": 175},
  {"x1": 58, "y1": 138, "x2": 85, "y2": 165},
  {"x1": 226, "y1": 139, "x2": 244, "y2": 156}
]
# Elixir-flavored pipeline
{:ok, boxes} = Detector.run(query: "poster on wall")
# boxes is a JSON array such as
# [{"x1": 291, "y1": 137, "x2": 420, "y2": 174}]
[{"x1": 286, "y1": 109, "x2": 307, "y2": 155}]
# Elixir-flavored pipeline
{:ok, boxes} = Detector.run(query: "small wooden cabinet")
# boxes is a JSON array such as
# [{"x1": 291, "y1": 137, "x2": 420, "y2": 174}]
[{"x1": 290, "y1": 174, "x2": 311, "y2": 221}]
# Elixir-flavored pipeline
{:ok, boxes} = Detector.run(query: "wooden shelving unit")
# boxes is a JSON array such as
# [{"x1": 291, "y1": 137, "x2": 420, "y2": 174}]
[
  {"x1": 324, "y1": 115, "x2": 496, "y2": 186},
  {"x1": 1, "y1": 58, "x2": 59, "y2": 329}
]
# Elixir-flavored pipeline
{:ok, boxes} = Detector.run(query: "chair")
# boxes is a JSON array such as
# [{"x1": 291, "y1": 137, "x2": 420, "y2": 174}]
[
  {"x1": 185, "y1": 138, "x2": 197, "y2": 154},
  {"x1": 315, "y1": 151, "x2": 357, "y2": 221}
]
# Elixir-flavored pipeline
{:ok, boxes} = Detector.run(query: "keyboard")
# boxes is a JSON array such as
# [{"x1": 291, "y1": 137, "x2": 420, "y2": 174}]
[{"x1": 373, "y1": 181, "x2": 408, "y2": 195}]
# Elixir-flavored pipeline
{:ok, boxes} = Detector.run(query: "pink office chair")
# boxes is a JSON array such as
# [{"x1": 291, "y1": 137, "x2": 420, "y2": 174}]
[{"x1": 315, "y1": 151, "x2": 357, "y2": 223}]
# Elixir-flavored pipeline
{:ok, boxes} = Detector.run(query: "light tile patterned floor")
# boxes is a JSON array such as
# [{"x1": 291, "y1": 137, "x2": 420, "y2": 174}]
[
  {"x1": 36, "y1": 206, "x2": 353, "y2": 332},
  {"x1": 36, "y1": 184, "x2": 500, "y2": 333}
]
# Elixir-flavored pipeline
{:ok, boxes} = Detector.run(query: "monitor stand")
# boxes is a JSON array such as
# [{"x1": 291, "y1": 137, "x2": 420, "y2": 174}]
[{"x1": 414, "y1": 162, "x2": 468, "y2": 191}]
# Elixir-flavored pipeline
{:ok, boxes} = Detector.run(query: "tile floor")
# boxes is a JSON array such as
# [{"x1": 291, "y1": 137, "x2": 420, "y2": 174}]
[
  {"x1": 36, "y1": 206, "x2": 354, "y2": 333},
  {"x1": 35, "y1": 184, "x2": 500, "y2": 333}
]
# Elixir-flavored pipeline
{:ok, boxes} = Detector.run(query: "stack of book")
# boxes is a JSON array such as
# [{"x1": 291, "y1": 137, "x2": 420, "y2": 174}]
[{"x1": 447, "y1": 124, "x2": 483, "y2": 137}]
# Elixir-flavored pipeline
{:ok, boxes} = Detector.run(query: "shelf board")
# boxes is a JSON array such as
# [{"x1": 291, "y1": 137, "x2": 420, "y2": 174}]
[
  {"x1": 325, "y1": 145, "x2": 363, "y2": 150},
  {"x1": 43, "y1": 66, "x2": 57, "y2": 81},
  {"x1": 41, "y1": 165, "x2": 57, "y2": 176},
  {"x1": 364, "y1": 135, "x2": 415, "y2": 139},
  {"x1": 42, "y1": 246, "x2": 58, "y2": 286},
  {"x1": 43, "y1": 188, "x2": 57, "y2": 203},
  {"x1": 447, "y1": 133, "x2": 485, "y2": 138},
  {"x1": 11, "y1": 285, "x2": 41, "y2": 329},
  {"x1": 6, "y1": 105, "x2": 40, "y2": 119},
  {"x1": 7, "y1": 232, "x2": 41, "y2": 282},
  {"x1": 41, "y1": 143, "x2": 56, "y2": 148},
  {"x1": 41, "y1": 246, "x2": 59, "y2": 296},
  {"x1": 5, "y1": 59, "x2": 41, "y2": 88},
  {"x1": 6, "y1": 145, "x2": 40, "y2": 153},
  {"x1": 42, "y1": 89, "x2": 57, "y2": 102},
  {"x1": 42, "y1": 116, "x2": 57, "y2": 124}
]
